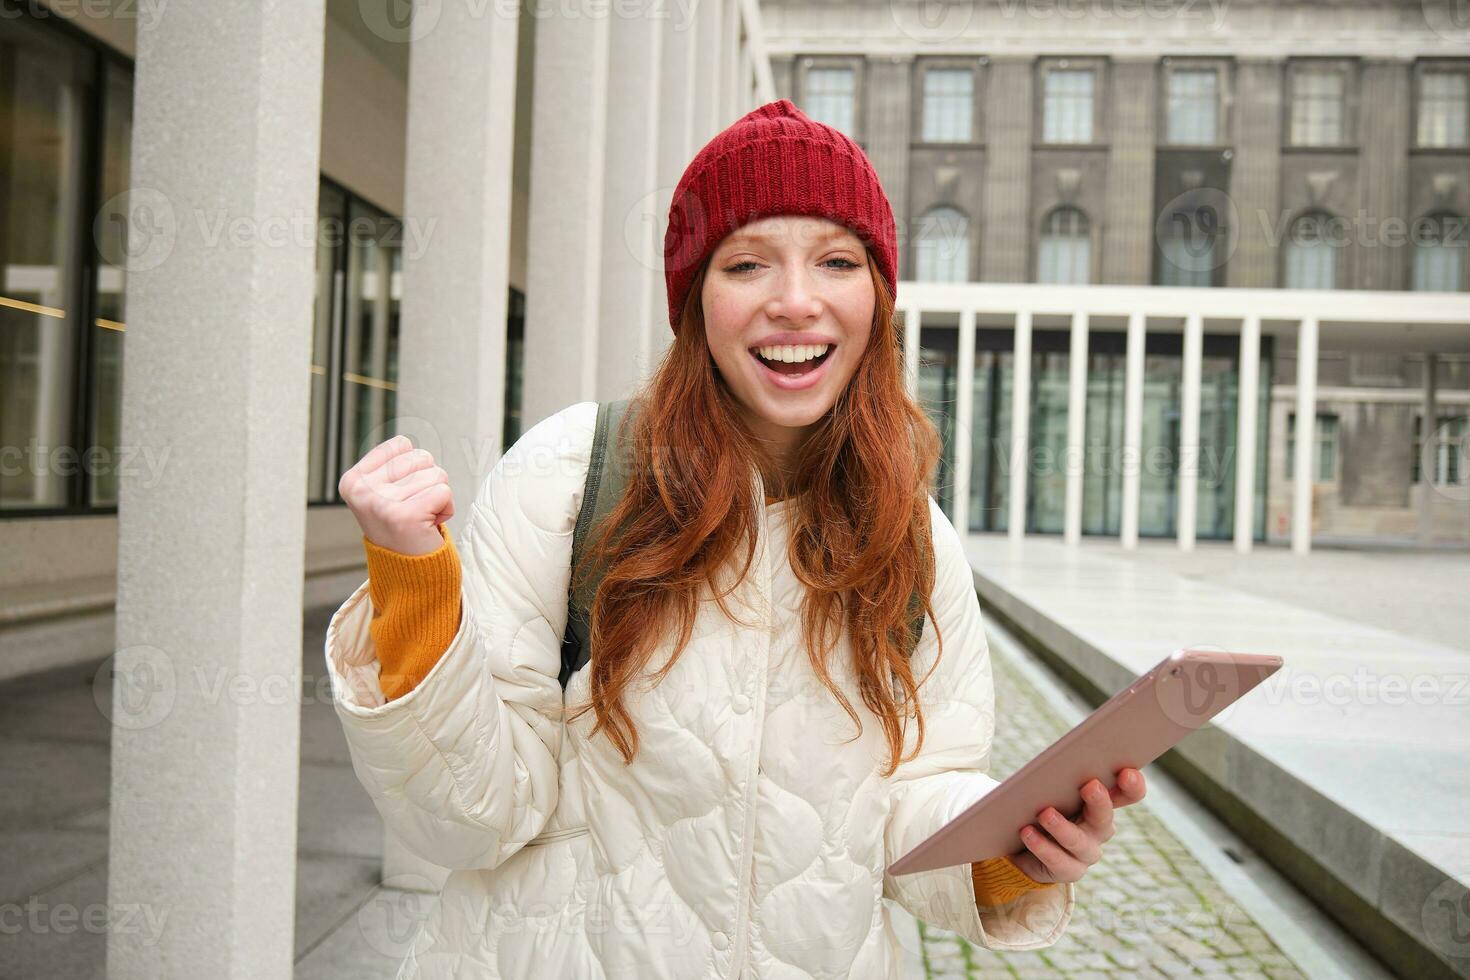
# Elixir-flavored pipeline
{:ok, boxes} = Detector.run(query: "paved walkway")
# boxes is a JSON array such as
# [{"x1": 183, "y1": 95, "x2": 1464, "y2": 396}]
[
  {"x1": 2, "y1": 594, "x2": 1363, "y2": 978},
  {"x1": 962, "y1": 533, "x2": 1470, "y2": 980}
]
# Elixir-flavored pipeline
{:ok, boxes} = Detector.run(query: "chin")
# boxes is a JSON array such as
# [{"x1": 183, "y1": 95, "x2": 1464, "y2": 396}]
[{"x1": 749, "y1": 391, "x2": 833, "y2": 430}]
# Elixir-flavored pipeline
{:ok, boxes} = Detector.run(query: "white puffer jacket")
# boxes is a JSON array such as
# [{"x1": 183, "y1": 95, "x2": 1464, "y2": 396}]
[{"x1": 324, "y1": 400, "x2": 1075, "y2": 979}]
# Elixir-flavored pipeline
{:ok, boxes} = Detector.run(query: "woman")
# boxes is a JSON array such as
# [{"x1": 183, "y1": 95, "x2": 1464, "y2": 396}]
[{"x1": 327, "y1": 99, "x2": 1146, "y2": 979}]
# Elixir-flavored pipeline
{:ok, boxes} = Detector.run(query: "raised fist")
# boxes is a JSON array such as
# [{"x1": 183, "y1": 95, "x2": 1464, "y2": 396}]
[{"x1": 339, "y1": 435, "x2": 455, "y2": 557}]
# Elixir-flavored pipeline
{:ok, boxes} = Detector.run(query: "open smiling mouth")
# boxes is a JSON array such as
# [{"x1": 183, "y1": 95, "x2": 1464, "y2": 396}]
[{"x1": 748, "y1": 343, "x2": 834, "y2": 380}]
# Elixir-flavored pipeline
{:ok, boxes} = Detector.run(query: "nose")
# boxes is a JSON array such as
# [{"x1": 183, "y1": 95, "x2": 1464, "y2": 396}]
[{"x1": 764, "y1": 265, "x2": 822, "y2": 323}]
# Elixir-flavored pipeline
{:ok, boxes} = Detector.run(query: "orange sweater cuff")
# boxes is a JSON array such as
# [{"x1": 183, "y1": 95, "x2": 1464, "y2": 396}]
[
  {"x1": 363, "y1": 524, "x2": 463, "y2": 701},
  {"x1": 971, "y1": 855, "x2": 1055, "y2": 908}
]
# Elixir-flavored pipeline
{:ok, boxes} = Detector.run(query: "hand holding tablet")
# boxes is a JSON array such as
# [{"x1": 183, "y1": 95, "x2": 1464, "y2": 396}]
[{"x1": 890, "y1": 648, "x2": 1283, "y2": 878}]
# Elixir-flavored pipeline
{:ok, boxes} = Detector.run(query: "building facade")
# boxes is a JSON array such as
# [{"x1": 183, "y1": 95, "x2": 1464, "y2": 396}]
[{"x1": 760, "y1": 0, "x2": 1470, "y2": 544}]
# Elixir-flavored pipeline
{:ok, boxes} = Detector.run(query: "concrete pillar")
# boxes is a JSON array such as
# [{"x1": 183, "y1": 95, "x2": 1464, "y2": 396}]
[
  {"x1": 1009, "y1": 310, "x2": 1033, "y2": 540},
  {"x1": 693, "y1": 0, "x2": 724, "y2": 144},
  {"x1": 1234, "y1": 315, "x2": 1261, "y2": 553},
  {"x1": 1292, "y1": 317, "x2": 1320, "y2": 555},
  {"x1": 522, "y1": 0, "x2": 612, "y2": 427},
  {"x1": 105, "y1": 5, "x2": 325, "y2": 978},
  {"x1": 953, "y1": 309, "x2": 976, "y2": 534},
  {"x1": 384, "y1": 0, "x2": 522, "y2": 888},
  {"x1": 720, "y1": 0, "x2": 741, "y2": 124},
  {"x1": 597, "y1": 5, "x2": 665, "y2": 398},
  {"x1": 1178, "y1": 313, "x2": 1203, "y2": 551},
  {"x1": 1419, "y1": 352, "x2": 1439, "y2": 545},
  {"x1": 654, "y1": 1, "x2": 700, "y2": 357},
  {"x1": 1064, "y1": 311, "x2": 1088, "y2": 545},
  {"x1": 1120, "y1": 311, "x2": 1145, "y2": 548}
]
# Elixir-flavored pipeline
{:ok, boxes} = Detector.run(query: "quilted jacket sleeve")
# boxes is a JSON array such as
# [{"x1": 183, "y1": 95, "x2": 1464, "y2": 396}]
[
  {"x1": 881, "y1": 496, "x2": 1076, "y2": 951},
  {"x1": 322, "y1": 400, "x2": 598, "y2": 872}
]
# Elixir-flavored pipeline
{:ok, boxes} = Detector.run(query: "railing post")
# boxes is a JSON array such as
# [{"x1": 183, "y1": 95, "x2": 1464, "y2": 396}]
[
  {"x1": 1064, "y1": 310, "x2": 1088, "y2": 545},
  {"x1": 1009, "y1": 310, "x2": 1033, "y2": 541},
  {"x1": 953, "y1": 308, "x2": 976, "y2": 534},
  {"x1": 1121, "y1": 311, "x2": 1145, "y2": 549},
  {"x1": 1178, "y1": 312, "x2": 1203, "y2": 551},
  {"x1": 1234, "y1": 314, "x2": 1261, "y2": 553},
  {"x1": 1292, "y1": 316, "x2": 1319, "y2": 555}
]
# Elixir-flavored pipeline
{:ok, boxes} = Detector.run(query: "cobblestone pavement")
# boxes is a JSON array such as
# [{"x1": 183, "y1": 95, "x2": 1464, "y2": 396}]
[{"x1": 917, "y1": 642, "x2": 1308, "y2": 979}]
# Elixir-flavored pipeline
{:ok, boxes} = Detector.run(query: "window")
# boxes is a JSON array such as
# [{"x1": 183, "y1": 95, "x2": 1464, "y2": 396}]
[
  {"x1": 0, "y1": 14, "x2": 129, "y2": 512},
  {"x1": 922, "y1": 67, "x2": 973, "y2": 142},
  {"x1": 1043, "y1": 69, "x2": 1093, "y2": 143},
  {"x1": 1290, "y1": 66, "x2": 1346, "y2": 146},
  {"x1": 803, "y1": 66, "x2": 856, "y2": 139},
  {"x1": 1417, "y1": 69, "x2": 1469, "y2": 148},
  {"x1": 1284, "y1": 212, "x2": 1338, "y2": 289},
  {"x1": 1412, "y1": 212, "x2": 1467, "y2": 292},
  {"x1": 1156, "y1": 198, "x2": 1220, "y2": 287},
  {"x1": 914, "y1": 206, "x2": 970, "y2": 282},
  {"x1": 1285, "y1": 412, "x2": 1339, "y2": 482},
  {"x1": 1413, "y1": 414, "x2": 1468, "y2": 485},
  {"x1": 1037, "y1": 207, "x2": 1091, "y2": 284},
  {"x1": 1166, "y1": 69, "x2": 1218, "y2": 144}
]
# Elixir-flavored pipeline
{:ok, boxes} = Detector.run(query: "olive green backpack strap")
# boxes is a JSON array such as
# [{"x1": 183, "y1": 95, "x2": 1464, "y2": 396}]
[{"x1": 559, "y1": 398, "x2": 636, "y2": 689}]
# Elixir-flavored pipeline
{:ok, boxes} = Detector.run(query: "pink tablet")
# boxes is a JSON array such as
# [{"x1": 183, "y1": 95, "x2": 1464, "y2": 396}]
[{"x1": 888, "y1": 648, "x2": 1283, "y2": 876}]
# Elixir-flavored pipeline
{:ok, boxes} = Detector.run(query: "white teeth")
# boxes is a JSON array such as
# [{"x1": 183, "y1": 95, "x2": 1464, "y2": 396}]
[{"x1": 754, "y1": 343, "x2": 830, "y2": 363}]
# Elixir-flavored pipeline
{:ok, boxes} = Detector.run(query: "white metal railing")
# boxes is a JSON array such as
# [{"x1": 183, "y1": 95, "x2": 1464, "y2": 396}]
[{"x1": 897, "y1": 282, "x2": 1470, "y2": 555}]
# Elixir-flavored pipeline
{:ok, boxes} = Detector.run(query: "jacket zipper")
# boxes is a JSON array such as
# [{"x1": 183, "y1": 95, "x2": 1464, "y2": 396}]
[
  {"x1": 523, "y1": 824, "x2": 590, "y2": 847},
  {"x1": 728, "y1": 473, "x2": 772, "y2": 977}
]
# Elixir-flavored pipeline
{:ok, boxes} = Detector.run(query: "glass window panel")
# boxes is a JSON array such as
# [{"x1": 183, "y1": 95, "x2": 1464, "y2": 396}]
[
  {"x1": 804, "y1": 67, "x2": 855, "y2": 138},
  {"x1": 308, "y1": 184, "x2": 347, "y2": 502},
  {"x1": 337, "y1": 201, "x2": 403, "y2": 480},
  {"x1": 915, "y1": 207, "x2": 970, "y2": 282},
  {"x1": 1284, "y1": 213, "x2": 1337, "y2": 289},
  {"x1": 917, "y1": 326, "x2": 957, "y2": 516},
  {"x1": 1167, "y1": 69, "x2": 1218, "y2": 144},
  {"x1": 1418, "y1": 71, "x2": 1468, "y2": 148},
  {"x1": 1038, "y1": 208, "x2": 1091, "y2": 284},
  {"x1": 0, "y1": 19, "x2": 93, "y2": 510},
  {"x1": 89, "y1": 62, "x2": 132, "y2": 506},
  {"x1": 1043, "y1": 69, "x2": 1093, "y2": 143},
  {"x1": 1412, "y1": 213, "x2": 1467, "y2": 292},
  {"x1": 1290, "y1": 68, "x2": 1345, "y2": 145},
  {"x1": 923, "y1": 67, "x2": 972, "y2": 142}
]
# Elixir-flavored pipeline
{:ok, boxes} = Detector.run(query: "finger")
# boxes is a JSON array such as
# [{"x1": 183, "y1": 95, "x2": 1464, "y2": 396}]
[
  {"x1": 377, "y1": 465, "x2": 447, "y2": 503},
  {"x1": 1017, "y1": 824, "x2": 1087, "y2": 882},
  {"x1": 1079, "y1": 779, "x2": 1116, "y2": 839},
  {"x1": 1035, "y1": 806, "x2": 1101, "y2": 866},
  {"x1": 404, "y1": 482, "x2": 453, "y2": 523},
  {"x1": 372, "y1": 447, "x2": 437, "y2": 486},
  {"x1": 1111, "y1": 767, "x2": 1147, "y2": 807},
  {"x1": 354, "y1": 435, "x2": 413, "y2": 478}
]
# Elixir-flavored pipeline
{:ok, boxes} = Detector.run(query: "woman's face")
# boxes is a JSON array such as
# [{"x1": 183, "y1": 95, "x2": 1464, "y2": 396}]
[{"x1": 701, "y1": 214, "x2": 875, "y2": 453}]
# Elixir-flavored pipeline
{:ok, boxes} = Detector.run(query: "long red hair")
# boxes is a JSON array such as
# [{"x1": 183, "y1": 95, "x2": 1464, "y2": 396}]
[{"x1": 565, "y1": 253, "x2": 945, "y2": 778}]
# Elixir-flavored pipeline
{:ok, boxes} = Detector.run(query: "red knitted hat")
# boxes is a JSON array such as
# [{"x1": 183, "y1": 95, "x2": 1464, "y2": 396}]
[{"x1": 662, "y1": 98, "x2": 898, "y2": 332}]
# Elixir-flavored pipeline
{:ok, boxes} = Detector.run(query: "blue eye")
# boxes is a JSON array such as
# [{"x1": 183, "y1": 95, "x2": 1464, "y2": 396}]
[{"x1": 824, "y1": 258, "x2": 860, "y2": 270}]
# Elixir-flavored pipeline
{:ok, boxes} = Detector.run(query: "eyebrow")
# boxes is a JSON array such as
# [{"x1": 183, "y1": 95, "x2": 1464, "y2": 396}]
[{"x1": 720, "y1": 227, "x2": 858, "y2": 251}]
